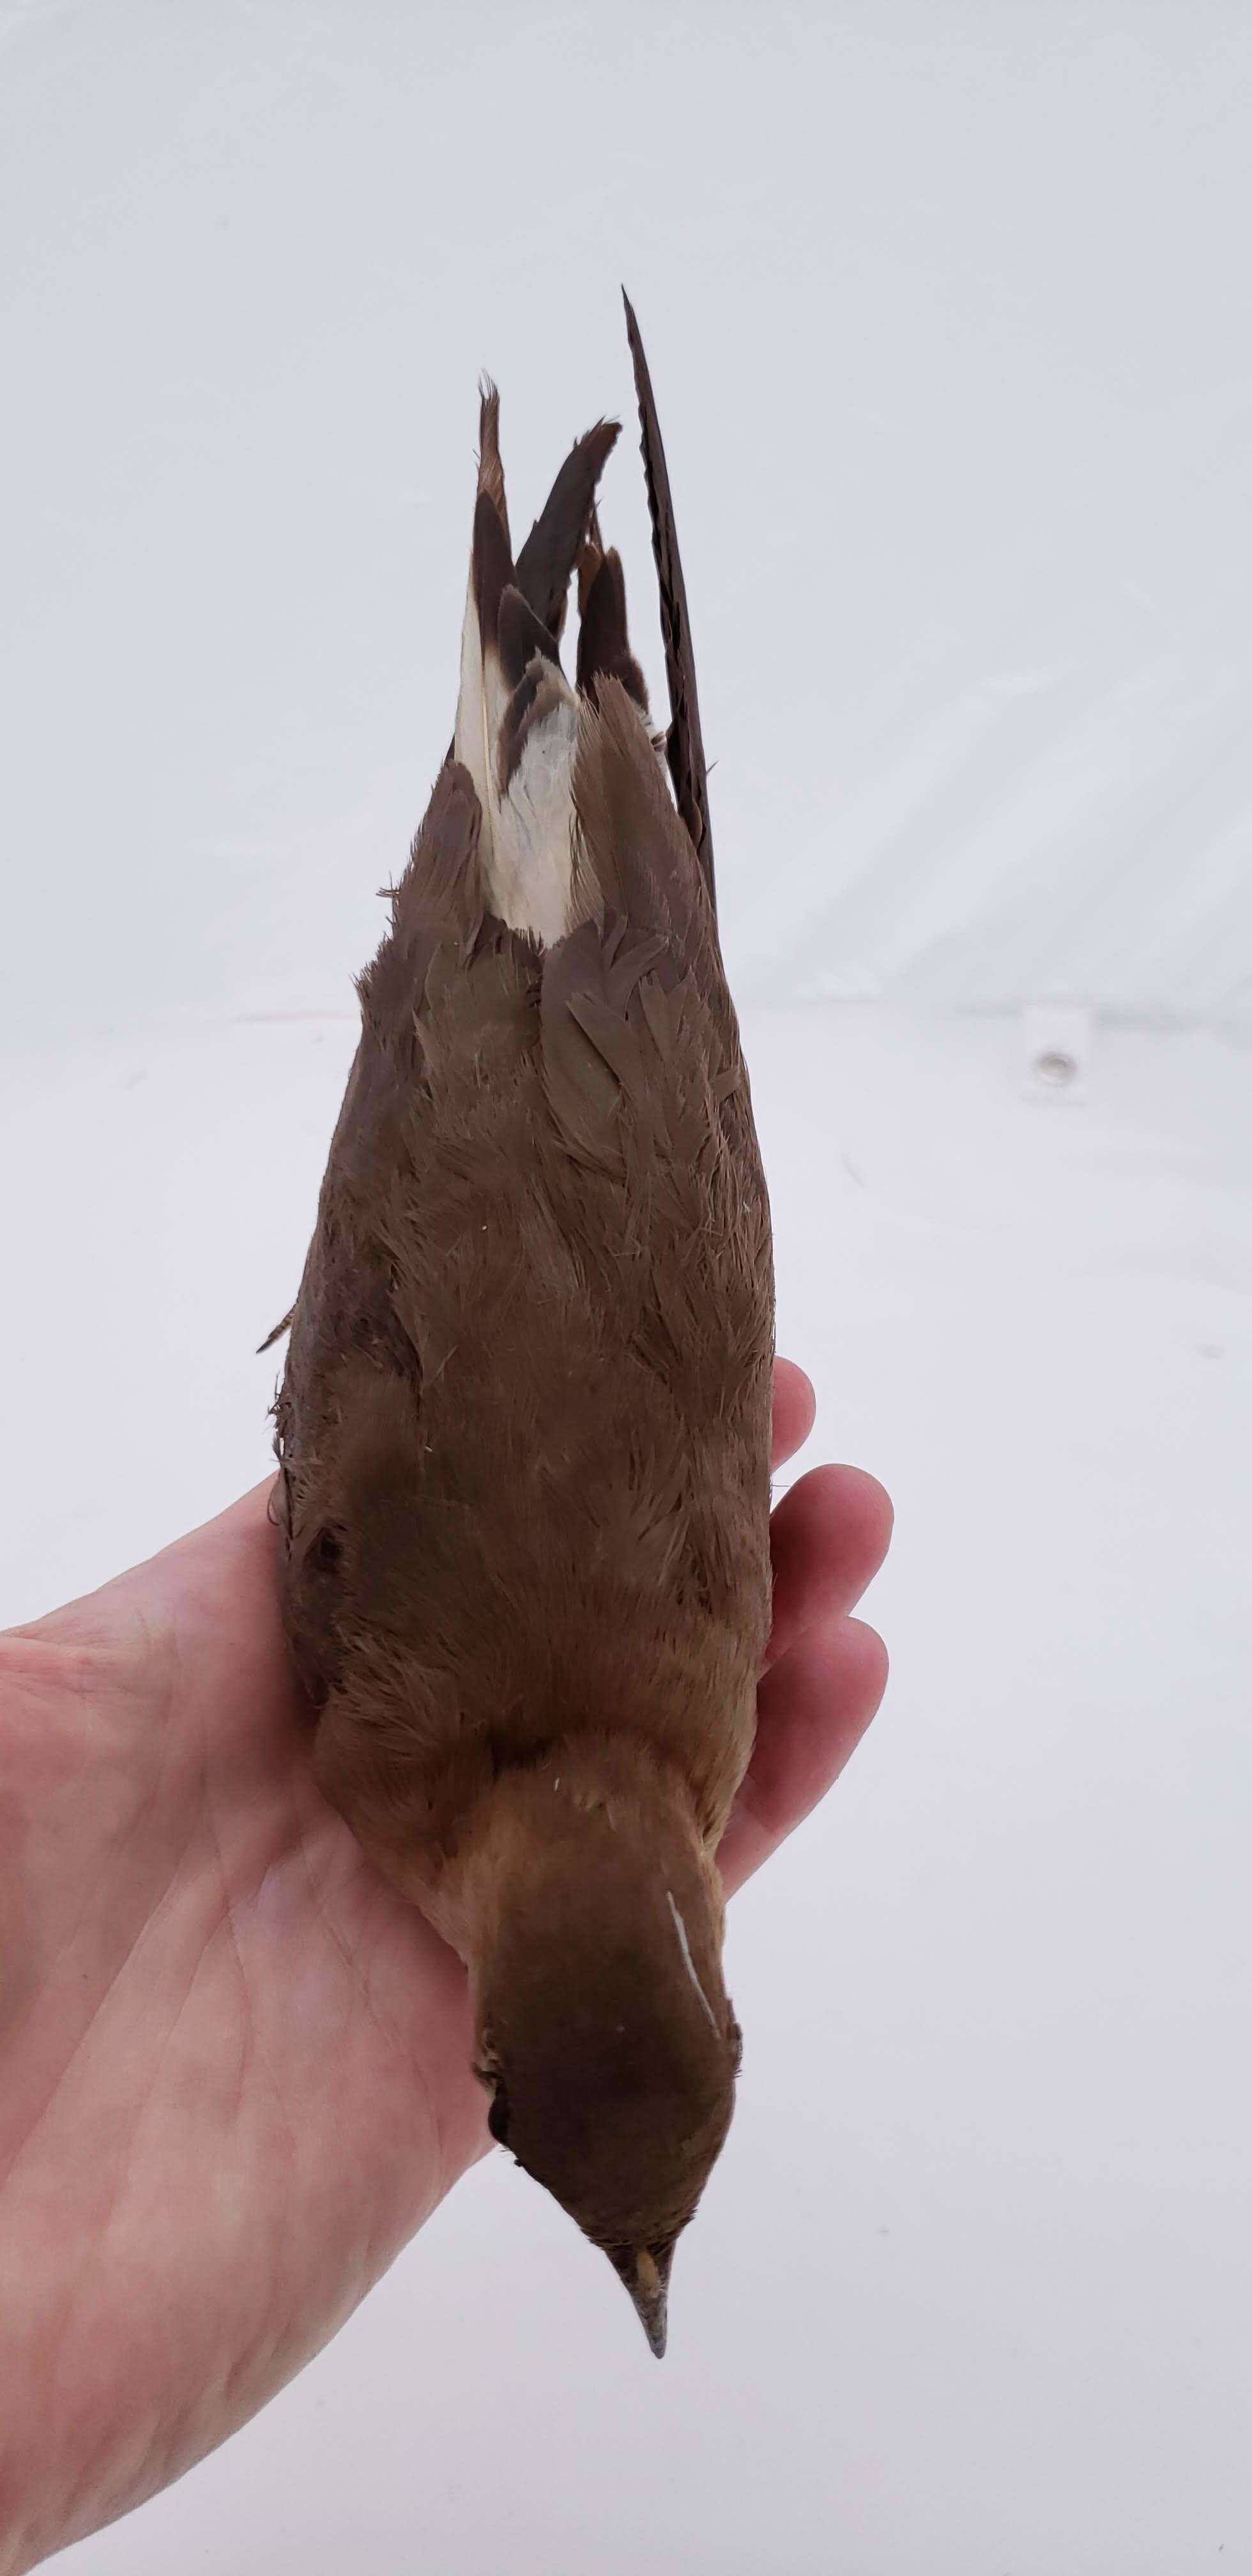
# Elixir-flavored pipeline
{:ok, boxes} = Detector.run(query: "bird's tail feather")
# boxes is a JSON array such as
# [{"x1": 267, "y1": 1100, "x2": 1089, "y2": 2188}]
[
  {"x1": 622, "y1": 293, "x2": 715, "y2": 914},
  {"x1": 454, "y1": 388, "x2": 623, "y2": 942},
  {"x1": 516, "y1": 422, "x2": 621, "y2": 641},
  {"x1": 450, "y1": 304, "x2": 708, "y2": 944}
]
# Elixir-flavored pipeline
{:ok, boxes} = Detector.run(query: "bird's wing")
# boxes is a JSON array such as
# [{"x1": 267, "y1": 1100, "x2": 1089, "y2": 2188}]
[
  {"x1": 540, "y1": 672, "x2": 769, "y2": 1440},
  {"x1": 271, "y1": 758, "x2": 493, "y2": 1691}
]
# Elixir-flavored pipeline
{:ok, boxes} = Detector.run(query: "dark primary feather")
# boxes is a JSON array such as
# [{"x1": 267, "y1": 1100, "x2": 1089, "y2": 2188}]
[
  {"x1": 622, "y1": 289, "x2": 715, "y2": 914},
  {"x1": 475, "y1": 378, "x2": 510, "y2": 545},
  {"x1": 515, "y1": 418, "x2": 621, "y2": 641},
  {"x1": 470, "y1": 487, "x2": 513, "y2": 639},
  {"x1": 497, "y1": 584, "x2": 559, "y2": 693},
  {"x1": 449, "y1": 397, "x2": 609, "y2": 790},
  {"x1": 576, "y1": 527, "x2": 650, "y2": 713}
]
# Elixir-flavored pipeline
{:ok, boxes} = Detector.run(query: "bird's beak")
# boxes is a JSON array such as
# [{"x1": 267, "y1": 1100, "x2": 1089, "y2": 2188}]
[{"x1": 607, "y1": 2241, "x2": 675, "y2": 2359}]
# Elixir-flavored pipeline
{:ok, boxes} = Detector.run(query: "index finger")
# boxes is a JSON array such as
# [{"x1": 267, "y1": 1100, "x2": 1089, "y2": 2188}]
[{"x1": 771, "y1": 1359, "x2": 816, "y2": 1471}]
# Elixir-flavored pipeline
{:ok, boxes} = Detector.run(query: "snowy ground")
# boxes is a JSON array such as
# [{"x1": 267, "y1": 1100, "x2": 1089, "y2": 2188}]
[{"x1": 3, "y1": 1000, "x2": 1249, "y2": 2575}]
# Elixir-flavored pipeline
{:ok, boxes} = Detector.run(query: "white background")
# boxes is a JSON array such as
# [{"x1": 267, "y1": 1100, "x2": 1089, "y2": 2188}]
[
  {"x1": 2, "y1": 4, "x2": 1250, "y2": 2571},
  {"x1": 4, "y1": 0, "x2": 1252, "y2": 1039}
]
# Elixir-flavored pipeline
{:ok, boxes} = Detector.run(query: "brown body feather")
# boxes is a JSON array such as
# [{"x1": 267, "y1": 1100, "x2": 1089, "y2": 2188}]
[{"x1": 272, "y1": 308, "x2": 773, "y2": 2354}]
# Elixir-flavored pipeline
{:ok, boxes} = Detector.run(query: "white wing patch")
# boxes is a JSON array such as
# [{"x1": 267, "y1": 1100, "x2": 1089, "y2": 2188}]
[
  {"x1": 454, "y1": 581, "x2": 578, "y2": 946},
  {"x1": 492, "y1": 696, "x2": 579, "y2": 944}
]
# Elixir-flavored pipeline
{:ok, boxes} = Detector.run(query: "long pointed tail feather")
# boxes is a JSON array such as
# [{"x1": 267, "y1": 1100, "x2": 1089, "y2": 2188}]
[{"x1": 621, "y1": 292, "x2": 715, "y2": 915}]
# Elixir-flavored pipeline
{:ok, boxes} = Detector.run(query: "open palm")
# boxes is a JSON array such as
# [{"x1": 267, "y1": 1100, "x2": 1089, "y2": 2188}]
[{"x1": 0, "y1": 1360, "x2": 889, "y2": 2572}]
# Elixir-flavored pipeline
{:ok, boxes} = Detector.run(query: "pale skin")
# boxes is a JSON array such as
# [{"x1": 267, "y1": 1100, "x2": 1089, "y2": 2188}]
[{"x1": 0, "y1": 1360, "x2": 891, "y2": 2573}]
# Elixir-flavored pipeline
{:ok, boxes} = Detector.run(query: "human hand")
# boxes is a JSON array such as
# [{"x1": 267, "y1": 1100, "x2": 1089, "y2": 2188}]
[{"x1": 0, "y1": 1360, "x2": 890, "y2": 2572}]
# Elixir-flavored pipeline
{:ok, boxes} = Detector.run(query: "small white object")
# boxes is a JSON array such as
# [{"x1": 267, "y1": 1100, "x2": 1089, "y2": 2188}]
[
  {"x1": 1020, "y1": 1003, "x2": 1093, "y2": 1103},
  {"x1": 666, "y1": 1890, "x2": 720, "y2": 2033}
]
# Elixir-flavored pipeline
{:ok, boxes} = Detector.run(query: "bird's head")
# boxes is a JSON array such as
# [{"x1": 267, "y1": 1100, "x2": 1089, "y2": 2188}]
[{"x1": 471, "y1": 1752, "x2": 741, "y2": 2358}]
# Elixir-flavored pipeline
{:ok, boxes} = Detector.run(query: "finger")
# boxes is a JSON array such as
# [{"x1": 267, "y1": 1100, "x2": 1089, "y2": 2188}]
[
  {"x1": 766, "y1": 1464, "x2": 893, "y2": 1673},
  {"x1": 770, "y1": 1360, "x2": 816, "y2": 1471},
  {"x1": 719, "y1": 1615, "x2": 889, "y2": 1897}
]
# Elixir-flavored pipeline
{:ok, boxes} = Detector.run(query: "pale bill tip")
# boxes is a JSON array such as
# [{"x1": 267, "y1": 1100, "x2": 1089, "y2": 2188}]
[{"x1": 609, "y1": 2242, "x2": 673, "y2": 2359}]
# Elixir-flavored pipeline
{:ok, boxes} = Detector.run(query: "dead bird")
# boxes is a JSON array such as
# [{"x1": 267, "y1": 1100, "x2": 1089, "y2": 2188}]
[{"x1": 269, "y1": 297, "x2": 774, "y2": 2358}]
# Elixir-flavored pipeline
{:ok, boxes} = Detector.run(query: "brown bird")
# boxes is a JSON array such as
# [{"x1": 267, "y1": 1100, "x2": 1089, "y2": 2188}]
[{"x1": 269, "y1": 296, "x2": 774, "y2": 2358}]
